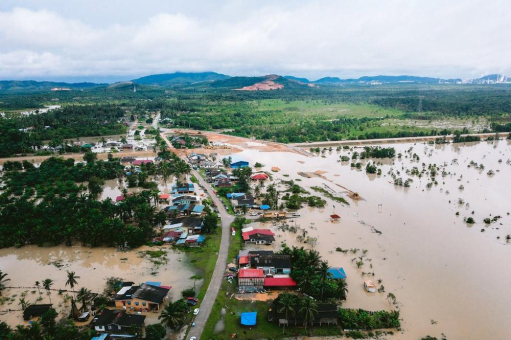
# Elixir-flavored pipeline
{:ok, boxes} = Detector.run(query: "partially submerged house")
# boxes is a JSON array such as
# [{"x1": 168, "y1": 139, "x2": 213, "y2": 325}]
[
  {"x1": 114, "y1": 284, "x2": 170, "y2": 311},
  {"x1": 328, "y1": 267, "x2": 347, "y2": 280},
  {"x1": 23, "y1": 304, "x2": 53, "y2": 321},
  {"x1": 92, "y1": 309, "x2": 146, "y2": 334}
]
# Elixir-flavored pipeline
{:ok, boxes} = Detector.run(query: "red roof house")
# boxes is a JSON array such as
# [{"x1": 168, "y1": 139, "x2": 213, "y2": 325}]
[
  {"x1": 263, "y1": 277, "x2": 297, "y2": 287},
  {"x1": 238, "y1": 269, "x2": 264, "y2": 278}
]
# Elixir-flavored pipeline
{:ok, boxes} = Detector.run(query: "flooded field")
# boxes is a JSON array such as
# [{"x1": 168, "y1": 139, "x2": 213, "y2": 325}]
[
  {"x1": 238, "y1": 140, "x2": 511, "y2": 340},
  {"x1": 0, "y1": 244, "x2": 198, "y2": 327}
]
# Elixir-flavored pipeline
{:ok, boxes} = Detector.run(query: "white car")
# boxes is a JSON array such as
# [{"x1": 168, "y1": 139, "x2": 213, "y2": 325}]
[
  {"x1": 190, "y1": 337, "x2": 197, "y2": 340},
  {"x1": 193, "y1": 308, "x2": 200, "y2": 315}
]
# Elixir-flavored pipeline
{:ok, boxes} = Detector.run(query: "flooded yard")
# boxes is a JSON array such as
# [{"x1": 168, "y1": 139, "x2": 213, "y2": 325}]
[
  {"x1": 0, "y1": 244, "x2": 199, "y2": 327},
  {"x1": 237, "y1": 140, "x2": 511, "y2": 339}
]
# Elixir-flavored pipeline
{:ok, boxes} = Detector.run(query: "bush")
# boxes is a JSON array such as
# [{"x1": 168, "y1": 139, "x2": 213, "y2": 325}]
[
  {"x1": 466, "y1": 217, "x2": 475, "y2": 224},
  {"x1": 181, "y1": 287, "x2": 196, "y2": 298}
]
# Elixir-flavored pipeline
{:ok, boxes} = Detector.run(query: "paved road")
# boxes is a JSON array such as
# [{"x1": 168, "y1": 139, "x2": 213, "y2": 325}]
[{"x1": 160, "y1": 133, "x2": 233, "y2": 340}]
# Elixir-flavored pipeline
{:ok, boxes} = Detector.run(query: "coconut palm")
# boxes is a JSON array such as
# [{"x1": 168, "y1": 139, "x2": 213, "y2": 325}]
[
  {"x1": 159, "y1": 299, "x2": 188, "y2": 330},
  {"x1": 42, "y1": 279, "x2": 54, "y2": 304},
  {"x1": 35, "y1": 281, "x2": 42, "y2": 300},
  {"x1": 76, "y1": 287, "x2": 92, "y2": 312},
  {"x1": 299, "y1": 297, "x2": 318, "y2": 332},
  {"x1": 65, "y1": 271, "x2": 80, "y2": 295},
  {"x1": 0, "y1": 271, "x2": 10, "y2": 296},
  {"x1": 298, "y1": 267, "x2": 316, "y2": 294},
  {"x1": 336, "y1": 279, "x2": 349, "y2": 300},
  {"x1": 316, "y1": 261, "x2": 332, "y2": 300},
  {"x1": 277, "y1": 293, "x2": 296, "y2": 334}
]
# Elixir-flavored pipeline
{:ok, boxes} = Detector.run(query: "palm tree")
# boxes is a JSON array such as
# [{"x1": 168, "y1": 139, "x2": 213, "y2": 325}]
[
  {"x1": 277, "y1": 293, "x2": 296, "y2": 334},
  {"x1": 65, "y1": 271, "x2": 80, "y2": 295},
  {"x1": 298, "y1": 268, "x2": 316, "y2": 294},
  {"x1": 316, "y1": 262, "x2": 332, "y2": 300},
  {"x1": 0, "y1": 271, "x2": 10, "y2": 296},
  {"x1": 42, "y1": 279, "x2": 54, "y2": 304},
  {"x1": 77, "y1": 287, "x2": 92, "y2": 312},
  {"x1": 336, "y1": 279, "x2": 349, "y2": 300},
  {"x1": 159, "y1": 300, "x2": 187, "y2": 330},
  {"x1": 35, "y1": 281, "x2": 42, "y2": 300},
  {"x1": 299, "y1": 297, "x2": 318, "y2": 332}
]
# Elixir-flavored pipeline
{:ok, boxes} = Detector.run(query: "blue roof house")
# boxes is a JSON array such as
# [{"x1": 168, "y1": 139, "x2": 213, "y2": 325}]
[
  {"x1": 223, "y1": 155, "x2": 249, "y2": 169},
  {"x1": 327, "y1": 267, "x2": 347, "y2": 280}
]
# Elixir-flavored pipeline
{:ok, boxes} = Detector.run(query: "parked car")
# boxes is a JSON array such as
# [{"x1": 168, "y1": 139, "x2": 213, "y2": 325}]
[
  {"x1": 193, "y1": 308, "x2": 200, "y2": 315},
  {"x1": 187, "y1": 297, "x2": 199, "y2": 305},
  {"x1": 228, "y1": 267, "x2": 238, "y2": 272}
]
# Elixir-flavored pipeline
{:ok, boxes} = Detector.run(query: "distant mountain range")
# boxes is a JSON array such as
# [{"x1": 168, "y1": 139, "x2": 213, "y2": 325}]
[
  {"x1": 0, "y1": 80, "x2": 104, "y2": 92},
  {"x1": 132, "y1": 72, "x2": 229, "y2": 85},
  {"x1": 1, "y1": 72, "x2": 510, "y2": 92}
]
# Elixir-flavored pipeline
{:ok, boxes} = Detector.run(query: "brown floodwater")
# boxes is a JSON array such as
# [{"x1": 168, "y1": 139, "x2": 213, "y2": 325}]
[
  {"x1": 0, "y1": 245, "x2": 198, "y2": 327},
  {"x1": 237, "y1": 140, "x2": 511, "y2": 340}
]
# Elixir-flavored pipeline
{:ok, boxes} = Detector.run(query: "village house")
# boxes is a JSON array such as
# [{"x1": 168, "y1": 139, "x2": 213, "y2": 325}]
[
  {"x1": 242, "y1": 229, "x2": 275, "y2": 245},
  {"x1": 215, "y1": 178, "x2": 232, "y2": 188},
  {"x1": 250, "y1": 254, "x2": 292, "y2": 275},
  {"x1": 172, "y1": 183, "x2": 195, "y2": 194},
  {"x1": 165, "y1": 216, "x2": 204, "y2": 233},
  {"x1": 92, "y1": 309, "x2": 146, "y2": 334},
  {"x1": 328, "y1": 267, "x2": 347, "y2": 280},
  {"x1": 231, "y1": 194, "x2": 255, "y2": 208},
  {"x1": 176, "y1": 234, "x2": 205, "y2": 247},
  {"x1": 171, "y1": 195, "x2": 198, "y2": 205},
  {"x1": 23, "y1": 304, "x2": 53, "y2": 321},
  {"x1": 263, "y1": 276, "x2": 297, "y2": 289},
  {"x1": 114, "y1": 283, "x2": 170, "y2": 311},
  {"x1": 132, "y1": 159, "x2": 154, "y2": 166},
  {"x1": 238, "y1": 269, "x2": 265, "y2": 290}
]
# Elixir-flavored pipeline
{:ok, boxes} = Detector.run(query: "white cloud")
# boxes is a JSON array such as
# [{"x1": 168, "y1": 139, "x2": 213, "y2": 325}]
[{"x1": 0, "y1": 1, "x2": 510, "y2": 80}]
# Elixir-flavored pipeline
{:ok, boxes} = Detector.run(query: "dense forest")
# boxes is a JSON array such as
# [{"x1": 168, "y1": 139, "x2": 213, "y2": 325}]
[{"x1": 0, "y1": 105, "x2": 127, "y2": 157}]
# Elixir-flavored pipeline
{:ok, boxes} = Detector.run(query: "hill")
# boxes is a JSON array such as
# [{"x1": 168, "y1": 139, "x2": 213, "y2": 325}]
[
  {"x1": 284, "y1": 75, "x2": 310, "y2": 83},
  {"x1": 211, "y1": 75, "x2": 314, "y2": 91},
  {"x1": 0, "y1": 80, "x2": 103, "y2": 92},
  {"x1": 314, "y1": 77, "x2": 343, "y2": 84},
  {"x1": 132, "y1": 72, "x2": 230, "y2": 85}
]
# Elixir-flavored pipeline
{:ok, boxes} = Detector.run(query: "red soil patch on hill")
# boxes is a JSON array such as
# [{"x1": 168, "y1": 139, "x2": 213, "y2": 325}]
[{"x1": 236, "y1": 79, "x2": 284, "y2": 91}]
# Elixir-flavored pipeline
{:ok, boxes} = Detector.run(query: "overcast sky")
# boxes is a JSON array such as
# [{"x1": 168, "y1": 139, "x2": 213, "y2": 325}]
[{"x1": 0, "y1": 0, "x2": 509, "y2": 82}]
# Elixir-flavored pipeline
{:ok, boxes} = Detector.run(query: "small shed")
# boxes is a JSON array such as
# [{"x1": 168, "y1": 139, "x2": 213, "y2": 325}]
[
  {"x1": 330, "y1": 214, "x2": 341, "y2": 222},
  {"x1": 251, "y1": 173, "x2": 268, "y2": 181},
  {"x1": 240, "y1": 312, "x2": 257, "y2": 326}
]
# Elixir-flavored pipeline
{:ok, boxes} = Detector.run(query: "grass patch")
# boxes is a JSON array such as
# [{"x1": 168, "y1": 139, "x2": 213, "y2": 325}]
[
  {"x1": 180, "y1": 228, "x2": 221, "y2": 301},
  {"x1": 310, "y1": 186, "x2": 350, "y2": 205}
]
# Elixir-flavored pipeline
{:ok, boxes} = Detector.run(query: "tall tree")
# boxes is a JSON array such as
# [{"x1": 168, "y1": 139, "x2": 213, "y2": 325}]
[
  {"x1": 316, "y1": 262, "x2": 332, "y2": 301},
  {"x1": 42, "y1": 279, "x2": 54, "y2": 304},
  {"x1": 299, "y1": 297, "x2": 318, "y2": 332},
  {"x1": 65, "y1": 271, "x2": 80, "y2": 295},
  {"x1": 277, "y1": 293, "x2": 296, "y2": 334},
  {"x1": 158, "y1": 299, "x2": 188, "y2": 330}
]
